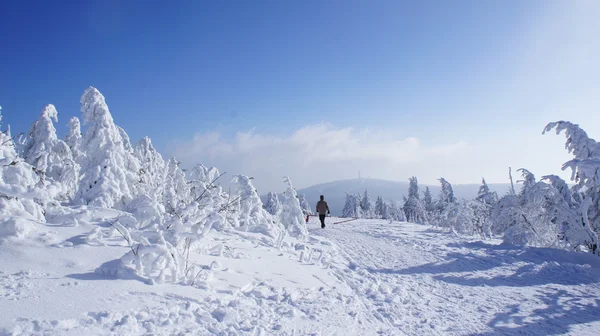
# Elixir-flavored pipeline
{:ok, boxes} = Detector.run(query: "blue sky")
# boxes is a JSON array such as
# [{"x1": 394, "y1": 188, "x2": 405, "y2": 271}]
[{"x1": 1, "y1": 1, "x2": 599, "y2": 191}]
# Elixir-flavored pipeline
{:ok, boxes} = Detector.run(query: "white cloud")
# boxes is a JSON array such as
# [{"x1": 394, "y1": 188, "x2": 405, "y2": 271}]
[{"x1": 168, "y1": 124, "x2": 476, "y2": 192}]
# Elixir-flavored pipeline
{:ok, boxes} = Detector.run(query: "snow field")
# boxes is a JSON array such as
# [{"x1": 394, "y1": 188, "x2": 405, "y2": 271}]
[{"x1": 1, "y1": 213, "x2": 598, "y2": 335}]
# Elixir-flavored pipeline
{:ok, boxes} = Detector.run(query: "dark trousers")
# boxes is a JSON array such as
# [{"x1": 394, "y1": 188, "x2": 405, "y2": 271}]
[{"x1": 319, "y1": 214, "x2": 326, "y2": 227}]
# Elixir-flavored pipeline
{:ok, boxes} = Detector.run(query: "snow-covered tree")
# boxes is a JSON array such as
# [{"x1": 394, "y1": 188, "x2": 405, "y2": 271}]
[
  {"x1": 423, "y1": 187, "x2": 435, "y2": 213},
  {"x1": 360, "y1": 189, "x2": 374, "y2": 218},
  {"x1": 232, "y1": 175, "x2": 284, "y2": 239},
  {"x1": 279, "y1": 177, "x2": 308, "y2": 239},
  {"x1": 22, "y1": 104, "x2": 59, "y2": 179},
  {"x1": 476, "y1": 178, "x2": 498, "y2": 205},
  {"x1": 298, "y1": 193, "x2": 312, "y2": 215},
  {"x1": 134, "y1": 137, "x2": 166, "y2": 202},
  {"x1": 23, "y1": 104, "x2": 78, "y2": 201},
  {"x1": 0, "y1": 106, "x2": 46, "y2": 235},
  {"x1": 64, "y1": 117, "x2": 84, "y2": 164},
  {"x1": 403, "y1": 177, "x2": 427, "y2": 224},
  {"x1": 342, "y1": 193, "x2": 362, "y2": 218},
  {"x1": 374, "y1": 196, "x2": 385, "y2": 218},
  {"x1": 76, "y1": 87, "x2": 141, "y2": 208},
  {"x1": 437, "y1": 177, "x2": 456, "y2": 212},
  {"x1": 263, "y1": 191, "x2": 281, "y2": 216},
  {"x1": 439, "y1": 199, "x2": 477, "y2": 235},
  {"x1": 162, "y1": 158, "x2": 191, "y2": 214},
  {"x1": 492, "y1": 169, "x2": 584, "y2": 248},
  {"x1": 387, "y1": 200, "x2": 406, "y2": 221},
  {"x1": 544, "y1": 121, "x2": 600, "y2": 254}
]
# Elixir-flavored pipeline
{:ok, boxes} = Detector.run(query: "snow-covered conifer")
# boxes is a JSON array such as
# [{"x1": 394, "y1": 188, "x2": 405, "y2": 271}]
[
  {"x1": 76, "y1": 87, "x2": 141, "y2": 208},
  {"x1": 387, "y1": 200, "x2": 406, "y2": 221},
  {"x1": 263, "y1": 191, "x2": 281, "y2": 215},
  {"x1": 23, "y1": 104, "x2": 78, "y2": 201},
  {"x1": 232, "y1": 175, "x2": 284, "y2": 239},
  {"x1": 476, "y1": 178, "x2": 498, "y2": 205},
  {"x1": 162, "y1": 158, "x2": 191, "y2": 214},
  {"x1": 342, "y1": 193, "x2": 362, "y2": 218},
  {"x1": 403, "y1": 177, "x2": 427, "y2": 224},
  {"x1": 298, "y1": 193, "x2": 312, "y2": 215},
  {"x1": 360, "y1": 189, "x2": 374, "y2": 218},
  {"x1": 65, "y1": 117, "x2": 84, "y2": 164},
  {"x1": 279, "y1": 177, "x2": 308, "y2": 239},
  {"x1": 0, "y1": 106, "x2": 46, "y2": 231},
  {"x1": 423, "y1": 187, "x2": 435, "y2": 213},
  {"x1": 134, "y1": 137, "x2": 166, "y2": 202},
  {"x1": 374, "y1": 196, "x2": 385, "y2": 218},
  {"x1": 437, "y1": 177, "x2": 456, "y2": 208}
]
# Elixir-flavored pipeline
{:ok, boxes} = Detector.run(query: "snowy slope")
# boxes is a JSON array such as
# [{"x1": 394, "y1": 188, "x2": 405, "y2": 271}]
[
  {"x1": 2, "y1": 210, "x2": 600, "y2": 335},
  {"x1": 294, "y1": 178, "x2": 514, "y2": 216}
]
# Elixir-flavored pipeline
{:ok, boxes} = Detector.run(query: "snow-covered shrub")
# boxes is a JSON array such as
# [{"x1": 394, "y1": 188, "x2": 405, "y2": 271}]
[
  {"x1": 76, "y1": 87, "x2": 141, "y2": 208},
  {"x1": 279, "y1": 177, "x2": 307, "y2": 239},
  {"x1": 126, "y1": 195, "x2": 164, "y2": 229}
]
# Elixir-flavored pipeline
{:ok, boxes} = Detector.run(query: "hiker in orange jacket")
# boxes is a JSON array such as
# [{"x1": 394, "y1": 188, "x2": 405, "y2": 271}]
[{"x1": 316, "y1": 195, "x2": 330, "y2": 228}]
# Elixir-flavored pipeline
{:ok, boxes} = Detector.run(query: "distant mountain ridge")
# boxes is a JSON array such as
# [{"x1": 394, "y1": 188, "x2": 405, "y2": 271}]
[{"x1": 288, "y1": 178, "x2": 515, "y2": 216}]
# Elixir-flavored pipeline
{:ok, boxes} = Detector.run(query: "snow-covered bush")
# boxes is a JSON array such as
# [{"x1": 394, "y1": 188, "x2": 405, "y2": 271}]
[{"x1": 279, "y1": 177, "x2": 307, "y2": 239}]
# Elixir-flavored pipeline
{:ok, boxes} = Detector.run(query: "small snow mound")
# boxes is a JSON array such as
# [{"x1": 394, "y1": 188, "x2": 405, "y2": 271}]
[{"x1": 0, "y1": 217, "x2": 36, "y2": 239}]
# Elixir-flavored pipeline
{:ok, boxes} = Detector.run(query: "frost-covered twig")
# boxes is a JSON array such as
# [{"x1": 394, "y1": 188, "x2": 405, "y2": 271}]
[
  {"x1": 192, "y1": 171, "x2": 226, "y2": 203},
  {"x1": 109, "y1": 216, "x2": 140, "y2": 256}
]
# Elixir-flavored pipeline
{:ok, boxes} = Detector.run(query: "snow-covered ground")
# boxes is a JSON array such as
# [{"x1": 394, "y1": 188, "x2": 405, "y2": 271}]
[{"x1": 1, "y1": 211, "x2": 599, "y2": 335}]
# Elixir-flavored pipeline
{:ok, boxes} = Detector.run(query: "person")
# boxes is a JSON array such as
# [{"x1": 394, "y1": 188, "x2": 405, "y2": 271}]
[{"x1": 316, "y1": 195, "x2": 330, "y2": 228}]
